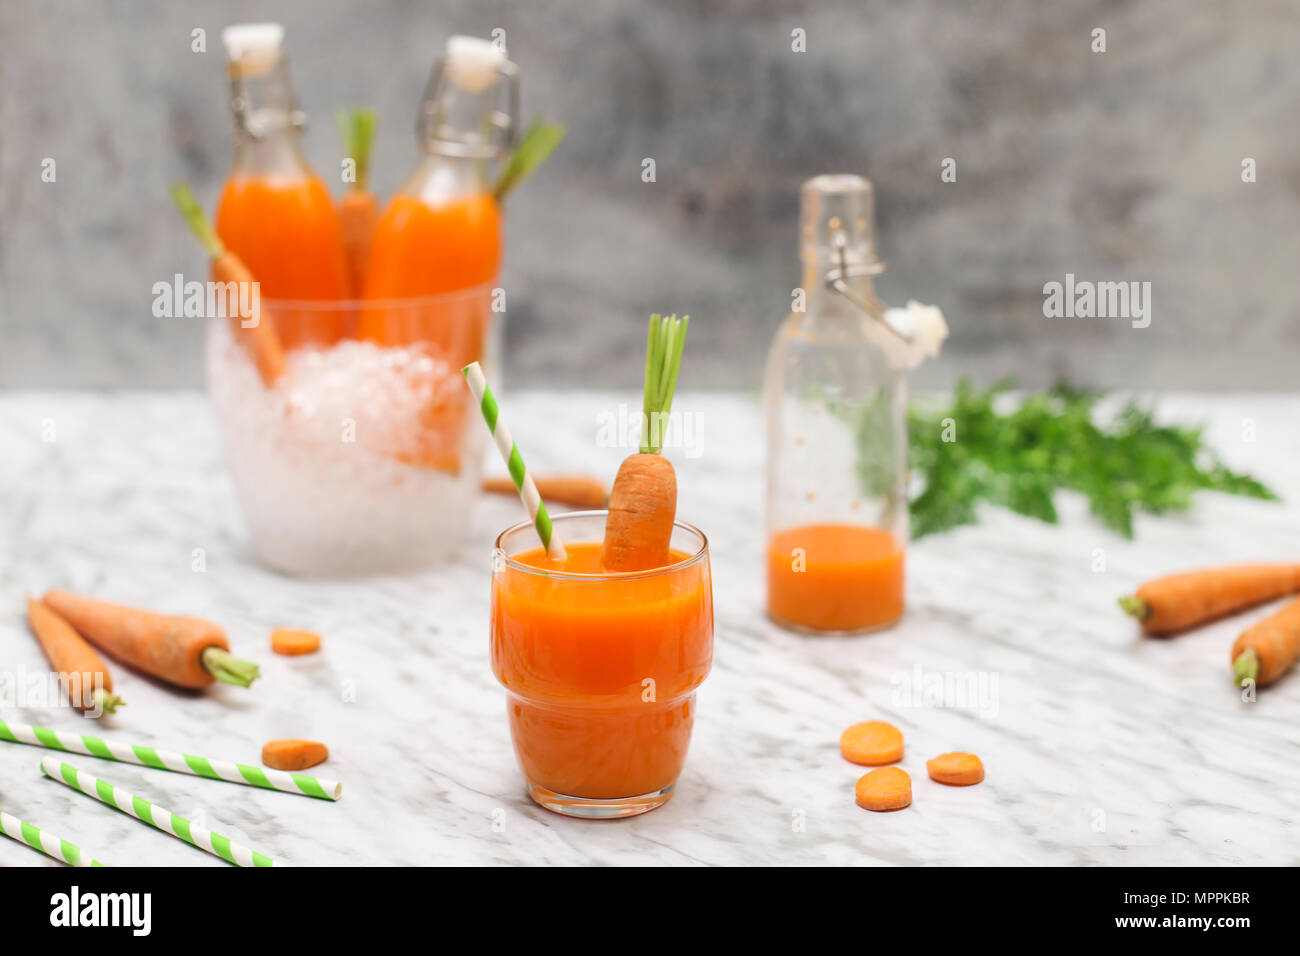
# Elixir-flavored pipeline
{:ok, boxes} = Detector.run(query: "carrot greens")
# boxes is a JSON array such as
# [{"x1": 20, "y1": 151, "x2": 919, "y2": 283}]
[{"x1": 901, "y1": 380, "x2": 1277, "y2": 539}]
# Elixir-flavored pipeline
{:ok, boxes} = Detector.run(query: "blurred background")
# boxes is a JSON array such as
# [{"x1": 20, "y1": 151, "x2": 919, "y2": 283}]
[{"x1": 1, "y1": 0, "x2": 1297, "y2": 390}]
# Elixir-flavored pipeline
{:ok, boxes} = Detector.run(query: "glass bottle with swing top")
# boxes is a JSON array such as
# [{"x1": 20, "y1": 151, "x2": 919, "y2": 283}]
[{"x1": 764, "y1": 174, "x2": 909, "y2": 634}]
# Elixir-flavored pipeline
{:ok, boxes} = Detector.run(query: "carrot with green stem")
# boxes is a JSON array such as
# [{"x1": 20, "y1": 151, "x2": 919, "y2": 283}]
[
  {"x1": 602, "y1": 314, "x2": 689, "y2": 572},
  {"x1": 337, "y1": 108, "x2": 380, "y2": 297},
  {"x1": 170, "y1": 182, "x2": 286, "y2": 386},
  {"x1": 26, "y1": 598, "x2": 123, "y2": 714},
  {"x1": 1231, "y1": 596, "x2": 1300, "y2": 687},
  {"x1": 42, "y1": 590, "x2": 259, "y2": 689},
  {"x1": 1119, "y1": 563, "x2": 1300, "y2": 635}
]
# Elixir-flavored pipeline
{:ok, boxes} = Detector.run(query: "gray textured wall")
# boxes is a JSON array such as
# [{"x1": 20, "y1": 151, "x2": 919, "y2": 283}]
[{"x1": 1, "y1": 0, "x2": 1297, "y2": 390}]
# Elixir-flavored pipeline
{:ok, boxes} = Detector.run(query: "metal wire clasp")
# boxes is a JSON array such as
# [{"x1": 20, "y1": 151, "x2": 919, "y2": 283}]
[
  {"x1": 823, "y1": 224, "x2": 913, "y2": 344},
  {"x1": 227, "y1": 58, "x2": 308, "y2": 140},
  {"x1": 416, "y1": 57, "x2": 519, "y2": 159}
]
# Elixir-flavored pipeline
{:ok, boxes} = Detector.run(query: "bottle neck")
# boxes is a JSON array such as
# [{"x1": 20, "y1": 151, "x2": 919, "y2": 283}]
[
  {"x1": 228, "y1": 58, "x2": 311, "y2": 179},
  {"x1": 402, "y1": 156, "x2": 489, "y2": 205}
]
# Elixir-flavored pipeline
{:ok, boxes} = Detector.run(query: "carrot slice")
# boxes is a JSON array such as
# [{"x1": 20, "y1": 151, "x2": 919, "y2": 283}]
[
  {"x1": 840, "y1": 720, "x2": 903, "y2": 765},
  {"x1": 926, "y1": 751, "x2": 985, "y2": 786},
  {"x1": 855, "y1": 767, "x2": 912, "y2": 811},
  {"x1": 271, "y1": 628, "x2": 322, "y2": 656},
  {"x1": 262, "y1": 739, "x2": 329, "y2": 771}
]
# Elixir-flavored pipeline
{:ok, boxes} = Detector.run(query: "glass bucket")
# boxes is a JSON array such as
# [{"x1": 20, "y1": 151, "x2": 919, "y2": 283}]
[
  {"x1": 205, "y1": 285, "x2": 497, "y2": 576},
  {"x1": 490, "y1": 513, "x2": 714, "y2": 818}
]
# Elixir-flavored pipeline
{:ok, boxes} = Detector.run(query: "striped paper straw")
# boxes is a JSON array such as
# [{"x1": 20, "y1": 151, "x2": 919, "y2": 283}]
[
  {"x1": 41, "y1": 757, "x2": 276, "y2": 868},
  {"x1": 0, "y1": 808, "x2": 105, "y2": 867},
  {"x1": 462, "y1": 361, "x2": 567, "y2": 559},
  {"x1": 0, "y1": 718, "x2": 341, "y2": 801}
]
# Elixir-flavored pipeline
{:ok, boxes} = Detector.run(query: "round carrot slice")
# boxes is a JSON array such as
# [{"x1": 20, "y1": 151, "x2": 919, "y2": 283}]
[
  {"x1": 926, "y1": 751, "x2": 984, "y2": 786},
  {"x1": 855, "y1": 767, "x2": 912, "y2": 811},
  {"x1": 840, "y1": 720, "x2": 903, "y2": 765},
  {"x1": 271, "y1": 628, "x2": 321, "y2": 656}
]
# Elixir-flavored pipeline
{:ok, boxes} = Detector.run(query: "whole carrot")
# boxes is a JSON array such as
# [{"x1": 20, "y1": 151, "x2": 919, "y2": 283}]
[
  {"x1": 602, "y1": 314, "x2": 688, "y2": 572},
  {"x1": 170, "y1": 182, "x2": 286, "y2": 386},
  {"x1": 42, "y1": 590, "x2": 259, "y2": 690},
  {"x1": 1232, "y1": 596, "x2": 1300, "y2": 687},
  {"x1": 483, "y1": 474, "x2": 609, "y2": 510},
  {"x1": 26, "y1": 598, "x2": 123, "y2": 714},
  {"x1": 337, "y1": 108, "x2": 380, "y2": 298},
  {"x1": 1118, "y1": 563, "x2": 1300, "y2": 635}
]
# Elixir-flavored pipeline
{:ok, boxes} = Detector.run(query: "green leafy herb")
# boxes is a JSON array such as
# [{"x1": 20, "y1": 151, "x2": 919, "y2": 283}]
[
  {"x1": 902, "y1": 379, "x2": 1278, "y2": 539},
  {"x1": 493, "y1": 120, "x2": 566, "y2": 202}
]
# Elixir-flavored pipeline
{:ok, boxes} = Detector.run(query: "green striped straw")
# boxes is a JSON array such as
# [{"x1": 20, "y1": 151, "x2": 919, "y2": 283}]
[
  {"x1": 0, "y1": 808, "x2": 105, "y2": 867},
  {"x1": 462, "y1": 361, "x2": 567, "y2": 559},
  {"x1": 0, "y1": 718, "x2": 340, "y2": 801},
  {"x1": 41, "y1": 757, "x2": 276, "y2": 867}
]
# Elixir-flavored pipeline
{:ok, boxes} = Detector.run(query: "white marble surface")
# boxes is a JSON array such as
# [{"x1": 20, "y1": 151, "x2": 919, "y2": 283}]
[{"x1": 1, "y1": 389, "x2": 1298, "y2": 866}]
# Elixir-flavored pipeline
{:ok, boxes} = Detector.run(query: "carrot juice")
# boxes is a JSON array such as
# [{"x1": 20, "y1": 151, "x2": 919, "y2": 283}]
[
  {"x1": 217, "y1": 23, "x2": 350, "y2": 349},
  {"x1": 491, "y1": 518, "x2": 713, "y2": 817},
  {"x1": 767, "y1": 523, "x2": 904, "y2": 633},
  {"x1": 215, "y1": 175, "x2": 351, "y2": 346},
  {"x1": 356, "y1": 193, "x2": 500, "y2": 364}
]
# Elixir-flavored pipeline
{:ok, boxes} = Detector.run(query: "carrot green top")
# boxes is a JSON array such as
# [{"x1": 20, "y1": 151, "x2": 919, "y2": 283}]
[
  {"x1": 493, "y1": 120, "x2": 566, "y2": 202},
  {"x1": 640, "y1": 313, "x2": 689, "y2": 455},
  {"x1": 337, "y1": 108, "x2": 378, "y2": 192},
  {"x1": 170, "y1": 182, "x2": 225, "y2": 259}
]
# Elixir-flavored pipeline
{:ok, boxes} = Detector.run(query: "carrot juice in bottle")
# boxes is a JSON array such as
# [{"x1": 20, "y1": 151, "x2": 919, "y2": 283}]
[
  {"x1": 764, "y1": 175, "x2": 908, "y2": 634},
  {"x1": 216, "y1": 23, "x2": 350, "y2": 348},
  {"x1": 358, "y1": 35, "x2": 517, "y2": 368}
]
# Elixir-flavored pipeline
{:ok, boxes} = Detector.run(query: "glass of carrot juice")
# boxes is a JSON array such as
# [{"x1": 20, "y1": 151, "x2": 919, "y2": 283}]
[{"x1": 491, "y1": 512, "x2": 713, "y2": 818}]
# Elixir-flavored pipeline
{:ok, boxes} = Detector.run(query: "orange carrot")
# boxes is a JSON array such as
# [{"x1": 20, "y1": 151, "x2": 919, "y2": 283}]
[
  {"x1": 262, "y1": 738, "x2": 329, "y2": 771},
  {"x1": 41, "y1": 590, "x2": 259, "y2": 689},
  {"x1": 840, "y1": 720, "x2": 904, "y2": 766},
  {"x1": 603, "y1": 454, "x2": 678, "y2": 571},
  {"x1": 171, "y1": 182, "x2": 286, "y2": 386},
  {"x1": 602, "y1": 314, "x2": 688, "y2": 572},
  {"x1": 926, "y1": 751, "x2": 985, "y2": 786},
  {"x1": 1119, "y1": 563, "x2": 1300, "y2": 635},
  {"x1": 271, "y1": 628, "x2": 321, "y2": 656},
  {"x1": 1232, "y1": 596, "x2": 1300, "y2": 687},
  {"x1": 855, "y1": 767, "x2": 912, "y2": 811},
  {"x1": 483, "y1": 474, "x2": 609, "y2": 510},
  {"x1": 337, "y1": 109, "x2": 379, "y2": 297},
  {"x1": 26, "y1": 598, "x2": 123, "y2": 714}
]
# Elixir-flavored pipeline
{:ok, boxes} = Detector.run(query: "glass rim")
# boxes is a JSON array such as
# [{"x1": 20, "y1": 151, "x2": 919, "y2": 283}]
[
  {"x1": 494, "y1": 510, "x2": 709, "y2": 581},
  {"x1": 258, "y1": 281, "x2": 496, "y2": 311}
]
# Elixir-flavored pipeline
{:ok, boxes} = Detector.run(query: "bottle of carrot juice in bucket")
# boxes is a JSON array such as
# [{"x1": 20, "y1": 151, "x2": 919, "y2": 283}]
[{"x1": 215, "y1": 23, "x2": 350, "y2": 348}]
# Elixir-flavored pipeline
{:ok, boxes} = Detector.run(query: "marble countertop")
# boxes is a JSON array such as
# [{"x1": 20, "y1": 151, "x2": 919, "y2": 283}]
[{"x1": 1, "y1": 389, "x2": 1298, "y2": 866}]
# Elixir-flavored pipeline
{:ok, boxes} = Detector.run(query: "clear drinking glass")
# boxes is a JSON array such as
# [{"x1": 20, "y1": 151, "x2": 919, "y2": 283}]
[
  {"x1": 205, "y1": 286, "x2": 496, "y2": 576},
  {"x1": 491, "y1": 512, "x2": 714, "y2": 818}
]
